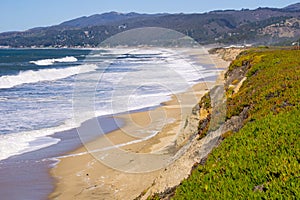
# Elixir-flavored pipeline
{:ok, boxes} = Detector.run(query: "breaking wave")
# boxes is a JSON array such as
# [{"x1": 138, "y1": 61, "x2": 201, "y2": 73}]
[
  {"x1": 0, "y1": 64, "x2": 98, "y2": 89},
  {"x1": 30, "y1": 56, "x2": 78, "y2": 66}
]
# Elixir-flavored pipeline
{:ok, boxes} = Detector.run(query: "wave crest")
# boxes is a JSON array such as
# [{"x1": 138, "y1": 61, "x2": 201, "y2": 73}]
[
  {"x1": 30, "y1": 56, "x2": 78, "y2": 66},
  {"x1": 0, "y1": 64, "x2": 98, "y2": 89}
]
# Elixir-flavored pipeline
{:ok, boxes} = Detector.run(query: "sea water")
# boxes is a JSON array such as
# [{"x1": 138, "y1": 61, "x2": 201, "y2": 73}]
[{"x1": 0, "y1": 48, "x2": 220, "y2": 161}]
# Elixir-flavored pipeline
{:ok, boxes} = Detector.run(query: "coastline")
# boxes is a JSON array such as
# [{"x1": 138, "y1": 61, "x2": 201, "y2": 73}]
[{"x1": 48, "y1": 49, "x2": 231, "y2": 200}]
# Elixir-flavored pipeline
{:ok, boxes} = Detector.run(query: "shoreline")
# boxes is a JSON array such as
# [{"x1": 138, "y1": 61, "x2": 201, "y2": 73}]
[
  {"x1": 49, "y1": 82, "x2": 213, "y2": 200},
  {"x1": 0, "y1": 116, "x2": 122, "y2": 200},
  {"x1": 49, "y1": 49, "x2": 231, "y2": 200}
]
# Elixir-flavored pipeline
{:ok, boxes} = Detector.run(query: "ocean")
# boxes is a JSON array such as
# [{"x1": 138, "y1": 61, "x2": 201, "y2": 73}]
[{"x1": 0, "y1": 48, "x2": 220, "y2": 199}]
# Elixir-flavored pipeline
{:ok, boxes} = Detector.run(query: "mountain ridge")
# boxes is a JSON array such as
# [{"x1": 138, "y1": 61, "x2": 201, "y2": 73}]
[
  {"x1": 1, "y1": 4, "x2": 300, "y2": 47},
  {"x1": 283, "y1": 3, "x2": 300, "y2": 11},
  {"x1": 58, "y1": 12, "x2": 166, "y2": 28}
]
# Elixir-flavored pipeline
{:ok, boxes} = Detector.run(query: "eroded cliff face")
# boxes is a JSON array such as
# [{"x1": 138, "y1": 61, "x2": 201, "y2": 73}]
[
  {"x1": 174, "y1": 92, "x2": 211, "y2": 149},
  {"x1": 138, "y1": 48, "x2": 247, "y2": 200},
  {"x1": 176, "y1": 48, "x2": 247, "y2": 150},
  {"x1": 175, "y1": 47, "x2": 245, "y2": 149},
  {"x1": 210, "y1": 47, "x2": 244, "y2": 62}
]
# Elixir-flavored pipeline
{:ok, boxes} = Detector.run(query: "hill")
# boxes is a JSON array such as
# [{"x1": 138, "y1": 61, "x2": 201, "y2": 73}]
[
  {"x1": 1, "y1": 4, "x2": 300, "y2": 47},
  {"x1": 283, "y1": 3, "x2": 300, "y2": 11}
]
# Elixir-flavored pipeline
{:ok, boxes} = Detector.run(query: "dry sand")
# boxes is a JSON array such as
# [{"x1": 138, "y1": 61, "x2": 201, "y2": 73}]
[{"x1": 49, "y1": 48, "x2": 231, "y2": 200}]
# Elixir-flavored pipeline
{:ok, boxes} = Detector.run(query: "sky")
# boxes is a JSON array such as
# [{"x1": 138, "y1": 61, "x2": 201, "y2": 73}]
[{"x1": 0, "y1": 0, "x2": 299, "y2": 32}]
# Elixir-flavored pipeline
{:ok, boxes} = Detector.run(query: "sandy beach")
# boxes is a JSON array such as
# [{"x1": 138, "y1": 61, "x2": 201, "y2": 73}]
[{"x1": 49, "y1": 49, "x2": 231, "y2": 200}]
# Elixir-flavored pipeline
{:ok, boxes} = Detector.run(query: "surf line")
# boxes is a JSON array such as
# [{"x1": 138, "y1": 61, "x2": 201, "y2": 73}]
[{"x1": 44, "y1": 131, "x2": 159, "y2": 162}]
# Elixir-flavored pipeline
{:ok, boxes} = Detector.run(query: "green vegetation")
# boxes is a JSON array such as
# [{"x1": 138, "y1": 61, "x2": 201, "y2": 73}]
[
  {"x1": 227, "y1": 49, "x2": 300, "y2": 119},
  {"x1": 172, "y1": 49, "x2": 300, "y2": 199}
]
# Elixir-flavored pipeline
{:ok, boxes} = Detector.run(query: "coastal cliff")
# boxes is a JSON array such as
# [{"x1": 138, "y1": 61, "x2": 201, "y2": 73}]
[{"x1": 146, "y1": 47, "x2": 300, "y2": 199}]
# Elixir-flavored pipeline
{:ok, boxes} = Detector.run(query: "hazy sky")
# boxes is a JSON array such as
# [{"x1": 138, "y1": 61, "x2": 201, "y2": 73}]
[{"x1": 0, "y1": 0, "x2": 299, "y2": 32}]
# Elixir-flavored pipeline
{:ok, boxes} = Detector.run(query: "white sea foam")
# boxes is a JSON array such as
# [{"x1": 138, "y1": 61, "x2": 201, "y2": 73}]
[
  {"x1": 0, "y1": 118, "x2": 82, "y2": 161},
  {"x1": 30, "y1": 56, "x2": 78, "y2": 66},
  {"x1": 0, "y1": 64, "x2": 98, "y2": 89},
  {"x1": 53, "y1": 119, "x2": 177, "y2": 160},
  {"x1": 0, "y1": 93, "x2": 169, "y2": 162},
  {"x1": 54, "y1": 131, "x2": 159, "y2": 160}
]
